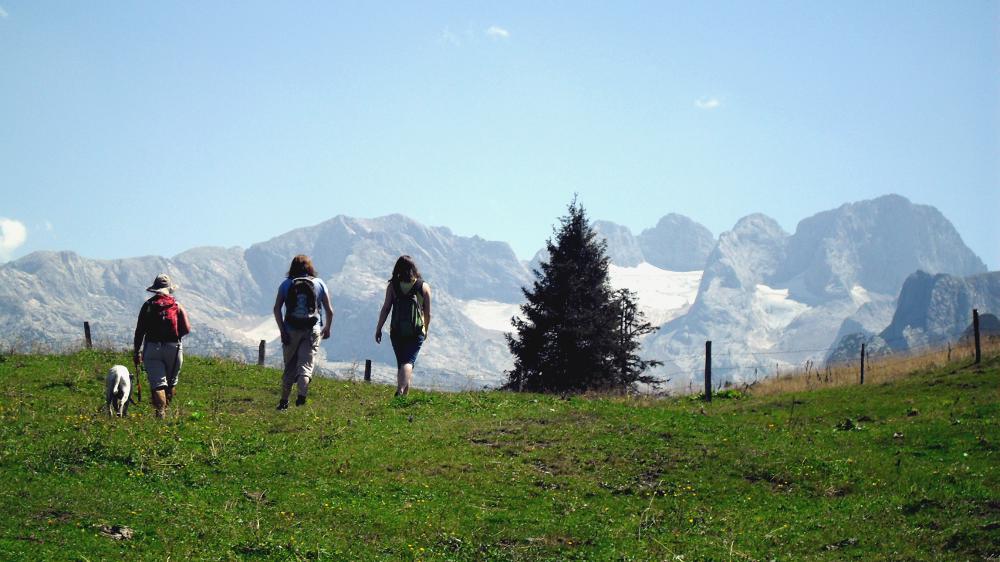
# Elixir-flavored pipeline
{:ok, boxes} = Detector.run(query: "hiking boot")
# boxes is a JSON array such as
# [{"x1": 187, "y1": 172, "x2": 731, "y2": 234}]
[
  {"x1": 276, "y1": 400, "x2": 289, "y2": 411},
  {"x1": 295, "y1": 395, "x2": 307, "y2": 407}
]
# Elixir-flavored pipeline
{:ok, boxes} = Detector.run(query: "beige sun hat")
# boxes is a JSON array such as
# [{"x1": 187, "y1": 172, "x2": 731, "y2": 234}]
[{"x1": 146, "y1": 274, "x2": 177, "y2": 294}]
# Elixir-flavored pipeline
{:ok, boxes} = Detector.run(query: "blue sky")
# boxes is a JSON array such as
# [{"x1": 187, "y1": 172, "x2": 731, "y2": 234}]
[{"x1": 1, "y1": 2, "x2": 997, "y2": 267}]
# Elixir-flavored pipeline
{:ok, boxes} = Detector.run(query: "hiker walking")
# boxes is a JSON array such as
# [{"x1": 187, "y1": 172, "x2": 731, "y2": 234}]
[
  {"x1": 273, "y1": 255, "x2": 334, "y2": 410},
  {"x1": 375, "y1": 255, "x2": 432, "y2": 396},
  {"x1": 133, "y1": 274, "x2": 191, "y2": 418}
]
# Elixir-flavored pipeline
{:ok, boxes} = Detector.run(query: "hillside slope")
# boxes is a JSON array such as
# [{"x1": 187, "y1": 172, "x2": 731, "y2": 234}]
[{"x1": 0, "y1": 350, "x2": 996, "y2": 560}]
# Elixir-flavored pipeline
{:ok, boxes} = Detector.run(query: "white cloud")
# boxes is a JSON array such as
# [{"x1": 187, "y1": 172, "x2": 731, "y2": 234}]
[
  {"x1": 0, "y1": 6, "x2": 8, "y2": 18},
  {"x1": 0, "y1": 218, "x2": 27, "y2": 261},
  {"x1": 486, "y1": 26, "x2": 510, "y2": 39},
  {"x1": 695, "y1": 97, "x2": 721, "y2": 110},
  {"x1": 42, "y1": 220, "x2": 54, "y2": 232}
]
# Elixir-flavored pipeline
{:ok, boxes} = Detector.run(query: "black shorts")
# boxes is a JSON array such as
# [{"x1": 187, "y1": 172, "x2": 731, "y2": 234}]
[{"x1": 390, "y1": 334, "x2": 425, "y2": 367}]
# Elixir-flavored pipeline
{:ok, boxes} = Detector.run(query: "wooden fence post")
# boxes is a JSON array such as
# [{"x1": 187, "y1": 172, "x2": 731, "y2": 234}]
[
  {"x1": 364, "y1": 359, "x2": 372, "y2": 382},
  {"x1": 258, "y1": 340, "x2": 266, "y2": 366},
  {"x1": 860, "y1": 342, "x2": 866, "y2": 385},
  {"x1": 973, "y1": 309, "x2": 981, "y2": 365},
  {"x1": 84, "y1": 321, "x2": 92, "y2": 349},
  {"x1": 704, "y1": 340, "x2": 712, "y2": 402}
]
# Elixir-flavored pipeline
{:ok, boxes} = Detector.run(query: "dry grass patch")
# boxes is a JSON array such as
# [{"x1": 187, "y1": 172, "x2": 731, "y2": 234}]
[{"x1": 749, "y1": 338, "x2": 1000, "y2": 397}]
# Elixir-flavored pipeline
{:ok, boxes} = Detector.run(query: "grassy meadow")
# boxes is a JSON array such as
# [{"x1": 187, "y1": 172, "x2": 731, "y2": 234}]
[{"x1": 0, "y1": 348, "x2": 997, "y2": 560}]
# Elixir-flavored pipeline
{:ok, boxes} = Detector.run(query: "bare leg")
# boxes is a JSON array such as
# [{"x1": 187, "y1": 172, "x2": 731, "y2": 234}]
[
  {"x1": 395, "y1": 363, "x2": 414, "y2": 396},
  {"x1": 152, "y1": 389, "x2": 167, "y2": 418},
  {"x1": 403, "y1": 363, "x2": 414, "y2": 394}
]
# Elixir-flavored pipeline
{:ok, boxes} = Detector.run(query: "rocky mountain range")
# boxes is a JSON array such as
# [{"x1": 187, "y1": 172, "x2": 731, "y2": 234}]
[
  {"x1": 593, "y1": 214, "x2": 715, "y2": 271},
  {"x1": 643, "y1": 195, "x2": 988, "y2": 390},
  {"x1": 0, "y1": 194, "x2": 992, "y2": 392},
  {"x1": 0, "y1": 215, "x2": 535, "y2": 390},
  {"x1": 827, "y1": 270, "x2": 1000, "y2": 362}
]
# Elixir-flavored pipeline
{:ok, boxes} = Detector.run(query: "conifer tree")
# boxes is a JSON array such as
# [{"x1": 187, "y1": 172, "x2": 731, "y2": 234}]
[
  {"x1": 506, "y1": 199, "x2": 660, "y2": 393},
  {"x1": 609, "y1": 287, "x2": 662, "y2": 388}
]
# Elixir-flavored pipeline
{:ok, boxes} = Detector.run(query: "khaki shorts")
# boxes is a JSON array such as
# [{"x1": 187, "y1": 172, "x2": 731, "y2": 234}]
[{"x1": 144, "y1": 341, "x2": 182, "y2": 390}]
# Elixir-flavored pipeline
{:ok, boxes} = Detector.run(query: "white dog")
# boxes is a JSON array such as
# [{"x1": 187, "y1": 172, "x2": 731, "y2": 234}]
[{"x1": 105, "y1": 365, "x2": 133, "y2": 417}]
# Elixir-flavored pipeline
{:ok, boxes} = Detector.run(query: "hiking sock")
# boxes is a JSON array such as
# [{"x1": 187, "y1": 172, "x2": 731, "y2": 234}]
[
  {"x1": 295, "y1": 395, "x2": 307, "y2": 406},
  {"x1": 276, "y1": 400, "x2": 289, "y2": 411}
]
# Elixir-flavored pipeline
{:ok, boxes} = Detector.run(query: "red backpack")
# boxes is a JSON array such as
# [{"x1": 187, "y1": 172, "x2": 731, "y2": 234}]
[{"x1": 144, "y1": 294, "x2": 186, "y2": 342}]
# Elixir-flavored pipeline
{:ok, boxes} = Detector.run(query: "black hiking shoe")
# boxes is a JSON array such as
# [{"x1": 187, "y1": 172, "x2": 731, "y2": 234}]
[
  {"x1": 276, "y1": 400, "x2": 289, "y2": 411},
  {"x1": 295, "y1": 395, "x2": 307, "y2": 407}
]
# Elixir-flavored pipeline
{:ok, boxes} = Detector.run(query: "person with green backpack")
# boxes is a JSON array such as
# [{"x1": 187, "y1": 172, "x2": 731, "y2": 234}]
[{"x1": 374, "y1": 255, "x2": 432, "y2": 397}]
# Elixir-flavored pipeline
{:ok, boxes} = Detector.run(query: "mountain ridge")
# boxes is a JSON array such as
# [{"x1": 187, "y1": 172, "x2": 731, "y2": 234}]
[
  {"x1": 646, "y1": 195, "x2": 988, "y2": 389},
  {"x1": 826, "y1": 270, "x2": 1000, "y2": 363},
  {"x1": 1, "y1": 197, "x2": 989, "y2": 391}
]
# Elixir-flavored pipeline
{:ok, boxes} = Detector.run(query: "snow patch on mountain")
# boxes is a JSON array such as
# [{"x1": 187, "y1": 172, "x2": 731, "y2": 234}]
[
  {"x1": 462, "y1": 300, "x2": 521, "y2": 333},
  {"x1": 462, "y1": 263, "x2": 702, "y2": 335},
  {"x1": 608, "y1": 263, "x2": 701, "y2": 327},
  {"x1": 227, "y1": 315, "x2": 279, "y2": 344},
  {"x1": 752, "y1": 284, "x2": 811, "y2": 335},
  {"x1": 850, "y1": 285, "x2": 872, "y2": 306}
]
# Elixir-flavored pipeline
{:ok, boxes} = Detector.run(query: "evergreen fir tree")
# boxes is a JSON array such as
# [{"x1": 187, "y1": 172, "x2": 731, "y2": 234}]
[
  {"x1": 506, "y1": 199, "x2": 661, "y2": 393},
  {"x1": 609, "y1": 287, "x2": 662, "y2": 388}
]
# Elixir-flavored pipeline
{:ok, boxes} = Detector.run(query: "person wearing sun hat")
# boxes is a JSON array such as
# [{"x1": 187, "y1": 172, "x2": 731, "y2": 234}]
[{"x1": 133, "y1": 273, "x2": 191, "y2": 418}]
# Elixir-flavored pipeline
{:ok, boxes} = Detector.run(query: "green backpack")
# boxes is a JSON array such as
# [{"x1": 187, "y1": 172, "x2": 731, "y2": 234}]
[{"x1": 390, "y1": 280, "x2": 424, "y2": 338}]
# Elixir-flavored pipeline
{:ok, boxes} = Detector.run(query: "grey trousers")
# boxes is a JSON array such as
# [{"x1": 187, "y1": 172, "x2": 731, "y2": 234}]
[{"x1": 282, "y1": 327, "x2": 320, "y2": 396}]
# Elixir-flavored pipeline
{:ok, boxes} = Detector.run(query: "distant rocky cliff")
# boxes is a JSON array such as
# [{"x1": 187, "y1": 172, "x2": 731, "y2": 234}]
[
  {"x1": 827, "y1": 270, "x2": 1000, "y2": 363},
  {"x1": 646, "y1": 195, "x2": 987, "y2": 389},
  {"x1": 592, "y1": 215, "x2": 715, "y2": 271}
]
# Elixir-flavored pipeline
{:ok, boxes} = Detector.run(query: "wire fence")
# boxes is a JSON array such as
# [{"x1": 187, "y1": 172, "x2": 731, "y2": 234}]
[
  {"x1": 650, "y1": 328, "x2": 983, "y2": 386},
  {"x1": 6, "y1": 309, "x2": 994, "y2": 396}
]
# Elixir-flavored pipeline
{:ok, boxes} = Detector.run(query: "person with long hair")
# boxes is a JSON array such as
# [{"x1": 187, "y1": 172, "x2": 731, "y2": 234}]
[
  {"x1": 375, "y1": 255, "x2": 432, "y2": 396},
  {"x1": 273, "y1": 254, "x2": 334, "y2": 410}
]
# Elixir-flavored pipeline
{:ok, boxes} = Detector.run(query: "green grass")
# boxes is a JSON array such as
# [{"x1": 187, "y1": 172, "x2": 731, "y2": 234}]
[{"x1": 0, "y1": 349, "x2": 997, "y2": 560}]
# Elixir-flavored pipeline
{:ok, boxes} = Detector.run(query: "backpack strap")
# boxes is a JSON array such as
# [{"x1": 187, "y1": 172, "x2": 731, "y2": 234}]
[{"x1": 393, "y1": 279, "x2": 423, "y2": 299}]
